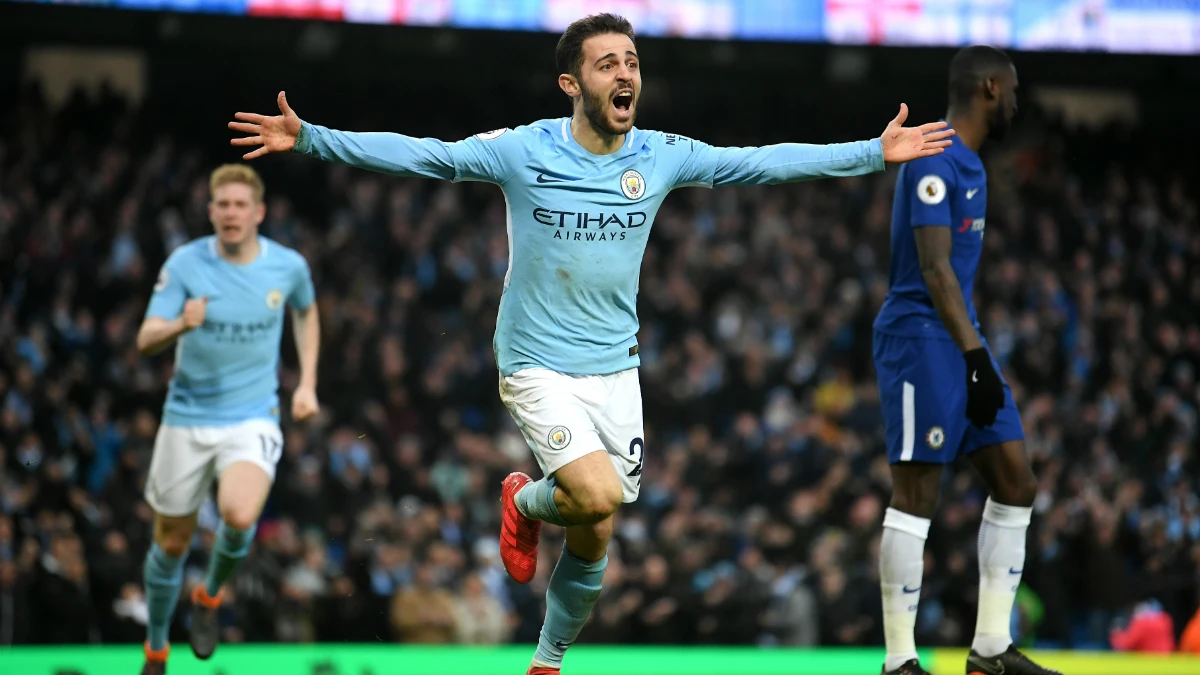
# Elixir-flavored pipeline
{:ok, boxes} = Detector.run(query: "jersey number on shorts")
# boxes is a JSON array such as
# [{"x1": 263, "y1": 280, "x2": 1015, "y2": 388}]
[
  {"x1": 258, "y1": 434, "x2": 283, "y2": 464},
  {"x1": 628, "y1": 437, "x2": 644, "y2": 478}
]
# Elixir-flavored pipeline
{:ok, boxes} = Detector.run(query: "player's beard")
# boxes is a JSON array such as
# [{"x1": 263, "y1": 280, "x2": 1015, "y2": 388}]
[
  {"x1": 580, "y1": 81, "x2": 634, "y2": 137},
  {"x1": 987, "y1": 98, "x2": 1012, "y2": 140}
]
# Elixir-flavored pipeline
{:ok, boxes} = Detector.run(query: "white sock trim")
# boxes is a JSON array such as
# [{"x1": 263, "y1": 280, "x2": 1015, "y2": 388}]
[
  {"x1": 982, "y1": 497, "x2": 1032, "y2": 528},
  {"x1": 883, "y1": 507, "x2": 931, "y2": 540}
]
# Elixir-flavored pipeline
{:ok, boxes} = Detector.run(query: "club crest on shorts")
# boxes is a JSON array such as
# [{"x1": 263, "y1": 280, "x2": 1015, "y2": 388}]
[
  {"x1": 620, "y1": 169, "x2": 645, "y2": 200},
  {"x1": 266, "y1": 289, "x2": 284, "y2": 310},
  {"x1": 547, "y1": 426, "x2": 572, "y2": 450},
  {"x1": 926, "y1": 426, "x2": 945, "y2": 450}
]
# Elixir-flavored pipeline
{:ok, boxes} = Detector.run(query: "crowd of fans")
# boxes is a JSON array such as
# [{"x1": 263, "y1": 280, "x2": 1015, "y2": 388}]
[{"x1": 1, "y1": 82, "x2": 1198, "y2": 652}]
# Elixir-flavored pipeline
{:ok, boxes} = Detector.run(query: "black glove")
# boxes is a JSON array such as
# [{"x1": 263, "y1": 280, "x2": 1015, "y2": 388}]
[{"x1": 963, "y1": 347, "x2": 1004, "y2": 428}]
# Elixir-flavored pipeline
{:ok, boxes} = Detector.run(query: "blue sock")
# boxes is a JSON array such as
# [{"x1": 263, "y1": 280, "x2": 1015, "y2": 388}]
[
  {"x1": 533, "y1": 544, "x2": 607, "y2": 667},
  {"x1": 205, "y1": 521, "x2": 255, "y2": 597},
  {"x1": 516, "y1": 478, "x2": 571, "y2": 527},
  {"x1": 144, "y1": 543, "x2": 185, "y2": 651}
]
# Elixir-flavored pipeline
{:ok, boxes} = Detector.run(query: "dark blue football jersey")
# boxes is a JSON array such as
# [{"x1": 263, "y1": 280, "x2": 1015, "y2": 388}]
[{"x1": 874, "y1": 128, "x2": 987, "y2": 339}]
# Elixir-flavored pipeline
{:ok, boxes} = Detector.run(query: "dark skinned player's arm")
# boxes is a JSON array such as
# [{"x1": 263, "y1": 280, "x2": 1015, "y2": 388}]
[{"x1": 913, "y1": 226, "x2": 983, "y2": 353}]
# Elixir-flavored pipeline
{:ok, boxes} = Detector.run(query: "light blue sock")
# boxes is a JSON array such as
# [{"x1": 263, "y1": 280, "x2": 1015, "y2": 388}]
[
  {"x1": 516, "y1": 478, "x2": 571, "y2": 527},
  {"x1": 144, "y1": 543, "x2": 185, "y2": 651},
  {"x1": 205, "y1": 521, "x2": 256, "y2": 597},
  {"x1": 532, "y1": 545, "x2": 607, "y2": 667}
]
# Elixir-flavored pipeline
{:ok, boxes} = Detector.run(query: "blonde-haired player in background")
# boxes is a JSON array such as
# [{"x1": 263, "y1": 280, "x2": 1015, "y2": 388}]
[{"x1": 135, "y1": 164, "x2": 320, "y2": 674}]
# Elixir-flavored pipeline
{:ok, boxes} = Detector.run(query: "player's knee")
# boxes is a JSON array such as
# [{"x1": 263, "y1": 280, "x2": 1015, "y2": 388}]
[
  {"x1": 588, "y1": 515, "x2": 614, "y2": 543},
  {"x1": 153, "y1": 521, "x2": 193, "y2": 557},
  {"x1": 889, "y1": 489, "x2": 938, "y2": 520},
  {"x1": 575, "y1": 482, "x2": 622, "y2": 524},
  {"x1": 220, "y1": 505, "x2": 259, "y2": 532},
  {"x1": 156, "y1": 536, "x2": 189, "y2": 558},
  {"x1": 154, "y1": 517, "x2": 196, "y2": 558},
  {"x1": 994, "y1": 468, "x2": 1038, "y2": 508}
]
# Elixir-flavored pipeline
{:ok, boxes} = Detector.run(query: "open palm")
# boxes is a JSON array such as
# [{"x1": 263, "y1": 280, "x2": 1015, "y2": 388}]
[
  {"x1": 229, "y1": 91, "x2": 302, "y2": 160},
  {"x1": 880, "y1": 103, "x2": 956, "y2": 163}
]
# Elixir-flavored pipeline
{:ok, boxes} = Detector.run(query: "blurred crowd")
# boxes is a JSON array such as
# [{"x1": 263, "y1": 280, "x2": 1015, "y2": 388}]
[{"x1": 1, "y1": 82, "x2": 1198, "y2": 652}]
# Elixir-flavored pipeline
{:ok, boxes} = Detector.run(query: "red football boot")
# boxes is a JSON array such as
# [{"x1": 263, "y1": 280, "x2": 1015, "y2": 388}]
[
  {"x1": 500, "y1": 472, "x2": 542, "y2": 584},
  {"x1": 527, "y1": 667, "x2": 561, "y2": 675}
]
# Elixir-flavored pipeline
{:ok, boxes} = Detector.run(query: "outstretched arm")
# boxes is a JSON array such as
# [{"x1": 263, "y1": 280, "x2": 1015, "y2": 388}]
[
  {"x1": 230, "y1": 92, "x2": 524, "y2": 184},
  {"x1": 672, "y1": 104, "x2": 954, "y2": 188}
]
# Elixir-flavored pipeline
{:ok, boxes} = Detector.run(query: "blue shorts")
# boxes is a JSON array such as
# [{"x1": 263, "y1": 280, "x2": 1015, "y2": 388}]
[{"x1": 873, "y1": 330, "x2": 1024, "y2": 464}]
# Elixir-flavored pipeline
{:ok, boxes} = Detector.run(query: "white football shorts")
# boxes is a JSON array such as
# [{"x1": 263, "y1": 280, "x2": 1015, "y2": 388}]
[
  {"x1": 144, "y1": 418, "x2": 283, "y2": 517},
  {"x1": 499, "y1": 367, "x2": 645, "y2": 503}
]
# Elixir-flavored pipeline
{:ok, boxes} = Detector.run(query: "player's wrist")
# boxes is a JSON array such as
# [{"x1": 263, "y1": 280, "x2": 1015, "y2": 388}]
[{"x1": 963, "y1": 347, "x2": 990, "y2": 367}]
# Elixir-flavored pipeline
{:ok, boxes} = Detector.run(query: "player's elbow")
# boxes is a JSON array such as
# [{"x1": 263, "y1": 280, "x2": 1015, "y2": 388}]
[
  {"x1": 919, "y1": 258, "x2": 950, "y2": 282},
  {"x1": 135, "y1": 330, "x2": 156, "y2": 356},
  {"x1": 136, "y1": 321, "x2": 169, "y2": 356}
]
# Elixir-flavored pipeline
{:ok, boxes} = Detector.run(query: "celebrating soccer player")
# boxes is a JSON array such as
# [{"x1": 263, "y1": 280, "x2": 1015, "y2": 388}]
[
  {"x1": 871, "y1": 47, "x2": 1060, "y2": 675},
  {"x1": 135, "y1": 165, "x2": 321, "y2": 674},
  {"x1": 230, "y1": 14, "x2": 951, "y2": 674}
]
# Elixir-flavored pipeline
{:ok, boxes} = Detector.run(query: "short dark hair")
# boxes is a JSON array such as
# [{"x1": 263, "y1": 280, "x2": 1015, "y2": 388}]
[
  {"x1": 948, "y1": 45, "x2": 1013, "y2": 107},
  {"x1": 555, "y1": 13, "x2": 636, "y2": 78}
]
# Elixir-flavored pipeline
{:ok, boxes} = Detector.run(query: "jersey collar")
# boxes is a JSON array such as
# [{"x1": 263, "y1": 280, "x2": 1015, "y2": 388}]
[
  {"x1": 208, "y1": 235, "x2": 268, "y2": 264},
  {"x1": 559, "y1": 117, "x2": 639, "y2": 155}
]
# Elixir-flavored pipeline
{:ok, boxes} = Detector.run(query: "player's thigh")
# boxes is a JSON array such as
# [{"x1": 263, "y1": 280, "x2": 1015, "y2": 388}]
[
  {"x1": 874, "y1": 332, "x2": 969, "y2": 465},
  {"x1": 499, "y1": 368, "x2": 608, "y2": 484},
  {"x1": 213, "y1": 419, "x2": 282, "y2": 529},
  {"x1": 965, "y1": 369, "x2": 1033, "y2": 504},
  {"x1": 591, "y1": 368, "x2": 645, "y2": 504},
  {"x1": 144, "y1": 424, "x2": 218, "y2": 518}
]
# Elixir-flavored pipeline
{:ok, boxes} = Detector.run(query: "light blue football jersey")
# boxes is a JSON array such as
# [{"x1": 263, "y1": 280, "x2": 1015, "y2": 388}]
[
  {"x1": 146, "y1": 236, "x2": 315, "y2": 427},
  {"x1": 296, "y1": 118, "x2": 884, "y2": 376}
]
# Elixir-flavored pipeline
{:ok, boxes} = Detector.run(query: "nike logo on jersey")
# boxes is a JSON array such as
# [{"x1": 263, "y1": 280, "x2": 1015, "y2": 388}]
[
  {"x1": 1009, "y1": 567, "x2": 1023, "y2": 575},
  {"x1": 536, "y1": 173, "x2": 562, "y2": 183},
  {"x1": 902, "y1": 585, "x2": 921, "y2": 594},
  {"x1": 966, "y1": 654, "x2": 1005, "y2": 675},
  {"x1": 966, "y1": 188, "x2": 980, "y2": 199}
]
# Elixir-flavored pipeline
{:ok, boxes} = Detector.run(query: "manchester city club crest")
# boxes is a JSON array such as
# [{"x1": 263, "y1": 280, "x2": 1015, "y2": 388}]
[
  {"x1": 266, "y1": 289, "x2": 284, "y2": 310},
  {"x1": 620, "y1": 169, "x2": 645, "y2": 200},
  {"x1": 547, "y1": 425, "x2": 572, "y2": 450}
]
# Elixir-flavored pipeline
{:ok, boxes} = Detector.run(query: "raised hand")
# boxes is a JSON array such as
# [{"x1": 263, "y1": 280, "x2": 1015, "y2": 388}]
[
  {"x1": 229, "y1": 91, "x2": 303, "y2": 160},
  {"x1": 880, "y1": 103, "x2": 956, "y2": 163}
]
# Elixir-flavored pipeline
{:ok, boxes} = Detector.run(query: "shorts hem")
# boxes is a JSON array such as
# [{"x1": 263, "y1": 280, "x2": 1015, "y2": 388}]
[
  {"x1": 143, "y1": 493, "x2": 203, "y2": 518},
  {"x1": 963, "y1": 432, "x2": 1027, "y2": 455},
  {"x1": 159, "y1": 414, "x2": 280, "y2": 429},
  {"x1": 541, "y1": 446, "x2": 608, "y2": 477}
]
